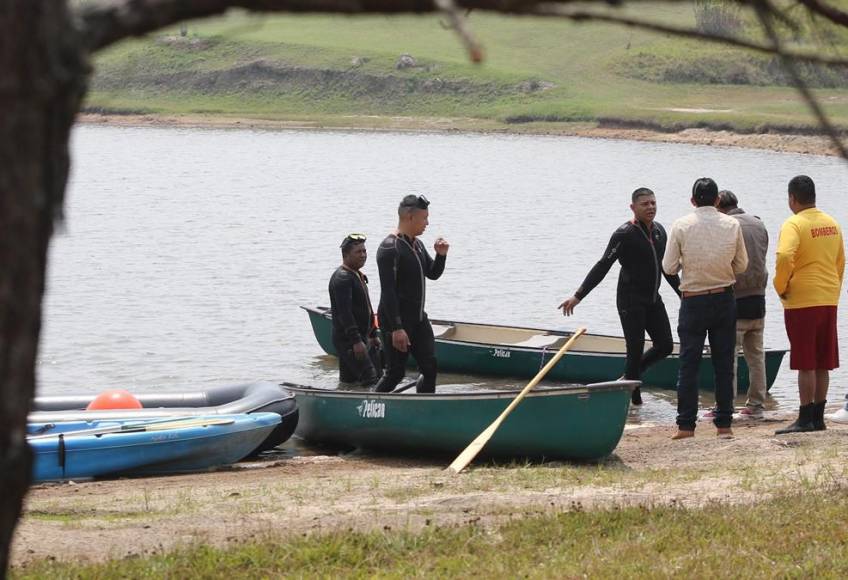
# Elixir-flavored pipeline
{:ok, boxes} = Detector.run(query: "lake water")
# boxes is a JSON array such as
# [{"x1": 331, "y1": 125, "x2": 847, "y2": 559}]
[{"x1": 37, "y1": 125, "x2": 848, "y2": 424}]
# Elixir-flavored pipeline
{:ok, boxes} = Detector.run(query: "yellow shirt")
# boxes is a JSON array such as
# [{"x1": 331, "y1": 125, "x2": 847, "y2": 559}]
[{"x1": 773, "y1": 207, "x2": 845, "y2": 309}]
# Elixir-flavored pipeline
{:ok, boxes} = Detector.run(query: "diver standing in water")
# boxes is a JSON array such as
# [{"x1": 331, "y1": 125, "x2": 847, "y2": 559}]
[
  {"x1": 373, "y1": 194, "x2": 449, "y2": 393},
  {"x1": 328, "y1": 234, "x2": 382, "y2": 387}
]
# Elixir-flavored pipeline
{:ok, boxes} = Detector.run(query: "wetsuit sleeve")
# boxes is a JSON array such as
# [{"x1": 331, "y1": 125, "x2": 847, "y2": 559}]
[
  {"x1": 664, "y1": 272, "x2": 682, "y2": 297},
  {"x1": 574, "y1": 230, "x2": 622, "y2": 300},
  {"x1": 377, "y1": 241, "x2": 404, "y2": 331},
  {"x1": 421, "y1": 242, "x2": 446, "y2": 280},
  {"x1": 330, "y1": 272, "x2": 364, "y2": 344}
]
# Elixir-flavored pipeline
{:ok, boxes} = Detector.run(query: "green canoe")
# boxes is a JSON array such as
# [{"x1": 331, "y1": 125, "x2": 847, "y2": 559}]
[
  {"x1": 302, "y1": 306, "x2": 786, "y2": 392},
  {"x1": 283, "y1": 380, "x2": 638, "y2": 461}
]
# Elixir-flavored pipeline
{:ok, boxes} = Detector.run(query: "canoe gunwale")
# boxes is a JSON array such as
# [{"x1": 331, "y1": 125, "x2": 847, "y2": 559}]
[
  {"x1": 281, "y1": 380, "x2": 639, "y2": 400},
  {"x1": 301, "y1": 305, "x2": 788, "y2": 355}
]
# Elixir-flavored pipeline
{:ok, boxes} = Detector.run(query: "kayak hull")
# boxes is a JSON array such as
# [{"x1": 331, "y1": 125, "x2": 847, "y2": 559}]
[{"x1": 30, "y1": 413, "x2": 281, "y2": 482}]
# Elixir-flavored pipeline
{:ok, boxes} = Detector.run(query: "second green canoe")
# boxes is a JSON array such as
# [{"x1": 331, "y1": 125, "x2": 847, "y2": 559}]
[{"x1": 303, "y1": 306, "x2": 786, "y2": 392}]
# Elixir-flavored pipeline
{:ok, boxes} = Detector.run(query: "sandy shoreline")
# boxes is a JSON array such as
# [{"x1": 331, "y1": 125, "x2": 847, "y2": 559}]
[
  {"x1": 12, "y1": 410, "x2": 848, "y2": 568},
  {"x1": 77, "y1": 113, "x2": 841, "y2": 157}
]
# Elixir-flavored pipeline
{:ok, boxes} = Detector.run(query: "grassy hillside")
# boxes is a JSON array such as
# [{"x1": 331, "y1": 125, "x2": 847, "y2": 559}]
[{"x1": 85, "y1": 4, "x2": 848, "y2": 133}]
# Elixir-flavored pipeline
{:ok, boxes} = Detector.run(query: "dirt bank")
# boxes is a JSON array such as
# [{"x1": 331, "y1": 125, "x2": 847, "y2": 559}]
[
  {"x1": 12, "y1": 412, "x2": 848, "y2": 568},
  {"x1": 77, "y1": 113, "x2": 842, "y2": 157}
]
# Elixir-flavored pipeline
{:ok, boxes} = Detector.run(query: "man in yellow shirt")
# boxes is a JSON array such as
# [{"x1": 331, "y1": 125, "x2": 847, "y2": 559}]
[{"x1": 774, "y1": 175, "x2": 845, "y2": 434}]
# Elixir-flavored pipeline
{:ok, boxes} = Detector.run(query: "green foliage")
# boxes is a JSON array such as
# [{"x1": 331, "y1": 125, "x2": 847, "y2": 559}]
[
  {"x1": 617, "y1": 41, "x2": 848, "y2": 88},
  {"x1": 693, "y1": 0, "x2": 745, "y2": 36}
]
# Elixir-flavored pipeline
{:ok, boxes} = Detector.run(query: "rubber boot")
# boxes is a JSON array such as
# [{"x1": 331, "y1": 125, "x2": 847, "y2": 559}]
[
  {"x1": 775, "y1": 403, "x2": 815, "y2": 434},
  {"x1": 631, "y1": 386, "x2": 643, "y2": 406},
  {"x1": 812, "y1": 400, "x2": 827, "y2": 431}
]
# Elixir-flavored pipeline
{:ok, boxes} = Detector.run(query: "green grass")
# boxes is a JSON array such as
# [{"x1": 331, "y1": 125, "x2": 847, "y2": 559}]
[
  {"x1": 14, "y1": 489, "x2": 848, "y2": 578},
  {"x1": 80, "y1": 3, "x2": 848, "y2": 133}
]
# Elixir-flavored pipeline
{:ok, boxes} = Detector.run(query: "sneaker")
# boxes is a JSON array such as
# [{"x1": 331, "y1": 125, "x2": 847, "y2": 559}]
[
  {"x1": 737, "y1": 406, "x2": 764, "y2": 420},
  {"x1": 827, "y1": 407, "x2": 848, "y2": 424}
]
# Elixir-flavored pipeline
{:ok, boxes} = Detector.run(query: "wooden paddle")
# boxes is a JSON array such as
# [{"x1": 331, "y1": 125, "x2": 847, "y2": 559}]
[
  {"x1": 28, "y1": 416, "x2": 236, "y2": 441},
  {"x1": 446, "y1": 327, "x2": 587, "y2": 474}
]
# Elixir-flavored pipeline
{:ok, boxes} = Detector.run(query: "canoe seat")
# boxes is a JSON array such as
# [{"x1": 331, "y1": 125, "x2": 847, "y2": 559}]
[
  {"x1": 511, "y1": 334, "x2": 563, "y2": 348},
  {"x1": 431, "y1": 324, "x2": 455, "y2": 339}
]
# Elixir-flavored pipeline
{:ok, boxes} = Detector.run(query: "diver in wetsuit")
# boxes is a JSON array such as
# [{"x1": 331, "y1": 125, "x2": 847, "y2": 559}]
[
  {"x1": 328, "y1": 234, "x2": 381, "y2": 386},
  {"x1": 373, "y1": 194, "x2": 449, "y2": 394},
  {"x1": 559, "y1": 187, "x2": 681, "y2": 406}
]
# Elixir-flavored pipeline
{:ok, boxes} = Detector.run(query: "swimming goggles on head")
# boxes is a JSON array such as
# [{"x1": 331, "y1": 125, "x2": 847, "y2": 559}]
[{"x1": 340, "y1": 233, "x2": 367, "y2": 248}]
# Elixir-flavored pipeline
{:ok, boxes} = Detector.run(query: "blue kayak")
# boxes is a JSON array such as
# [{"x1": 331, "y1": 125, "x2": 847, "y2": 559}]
[{"x1": 29, "y1": 413, "x2": 281, "y2": 482}]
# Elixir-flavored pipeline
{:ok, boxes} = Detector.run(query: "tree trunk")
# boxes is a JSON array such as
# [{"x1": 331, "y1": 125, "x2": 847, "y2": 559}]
[{"x1": 0, "y1": 1, "x2": 88, "y2": 573}]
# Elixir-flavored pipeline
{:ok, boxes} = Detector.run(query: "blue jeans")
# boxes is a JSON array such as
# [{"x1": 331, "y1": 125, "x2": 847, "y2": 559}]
[{"x1": 676, "y1": 291, "x2": 736, "y2": 430}]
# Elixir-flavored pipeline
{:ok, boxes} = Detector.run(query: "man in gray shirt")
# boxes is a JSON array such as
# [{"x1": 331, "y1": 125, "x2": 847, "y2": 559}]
[{"x1": 718, "y1": 190, "x2": 769, "y2": 419}]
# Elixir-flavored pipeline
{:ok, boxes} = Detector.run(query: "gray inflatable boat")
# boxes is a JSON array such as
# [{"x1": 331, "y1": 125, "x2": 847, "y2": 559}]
[{"x1": 30, "y1": 381, "x2": 298, "y2": 454}]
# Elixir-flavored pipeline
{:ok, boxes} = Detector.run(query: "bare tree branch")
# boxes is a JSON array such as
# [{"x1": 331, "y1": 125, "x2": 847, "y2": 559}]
[
  {"x1": 754, "y1": 0, "x2": 848, "y2": 157},
  {"x1": 79, "y1": 0, "x2": 848, "y2": 71},
  {"x1": 435, "y1": 0, "x2": 484, "y2": 62},
  {"x1": 80, "y1": 0, "x2": 555, "y2": 52},
  {"x1": 797, "y1": 0, "x2": 848, "y2": 27}
]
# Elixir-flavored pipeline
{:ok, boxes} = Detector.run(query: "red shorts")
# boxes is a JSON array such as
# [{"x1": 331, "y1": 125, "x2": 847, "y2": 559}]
[{"x1": 784, "y1": 306, "x2": 839, "y2": 370}]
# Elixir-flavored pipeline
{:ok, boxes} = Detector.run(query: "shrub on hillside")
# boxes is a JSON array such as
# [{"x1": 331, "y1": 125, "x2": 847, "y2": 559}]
[
  {"x1": 618, "y1": 50, "x2": 848, "y2": 88},
  {"x1": 693, "y1": 0, "x2": 744, "y2": 36}
]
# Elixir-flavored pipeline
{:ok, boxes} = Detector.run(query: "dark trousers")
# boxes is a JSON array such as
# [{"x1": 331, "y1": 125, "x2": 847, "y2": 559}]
[
  {"x1": 676, "y1": 291, "x2": 736, "y2": 430},
  {"x1": 618, "y1": 298, "x2": 674, "y2": 380},
  {"x1": 334, "y1": 336, "x2": 381, "y2": 387},
  {"x1": 374, "y1": 316, "x2": 437, "y2": 393}
]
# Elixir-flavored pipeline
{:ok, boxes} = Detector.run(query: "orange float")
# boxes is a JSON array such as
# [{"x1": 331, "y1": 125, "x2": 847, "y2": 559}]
[{"x1": 85, "y1": 389, "x2": 143, "y2": 411}]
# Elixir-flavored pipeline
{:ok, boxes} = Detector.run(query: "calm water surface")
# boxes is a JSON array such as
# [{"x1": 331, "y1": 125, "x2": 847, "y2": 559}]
[{"x1": 38, "y1": 126, "x2": 848, "y2": 424}]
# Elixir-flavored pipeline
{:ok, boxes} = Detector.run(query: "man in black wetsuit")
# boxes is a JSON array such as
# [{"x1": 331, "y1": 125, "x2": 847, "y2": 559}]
[
  {"x1": 559, "y1": 188, "x2": 681, "y2": 406},
  {"x1": 328, "y1": 234, "x2": 381, "y2": 386},
  {"x1": 373, "y1": 194, "x2": 449, "y2": 393}
]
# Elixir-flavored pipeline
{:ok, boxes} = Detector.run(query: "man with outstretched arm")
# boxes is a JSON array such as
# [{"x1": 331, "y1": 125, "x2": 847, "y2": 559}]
[
  {"x1": 328, "y1": 234, "x2": 381, "y2": 387},
  {"x1": 559, "y1": 187, "x2": 681, "y2": 406},
  {"x1": 373, "y1": 194, "x2": 449, "y2": 394},
  {"x1": 773, "y1": 175, "x2": 844, "y2": 434}
]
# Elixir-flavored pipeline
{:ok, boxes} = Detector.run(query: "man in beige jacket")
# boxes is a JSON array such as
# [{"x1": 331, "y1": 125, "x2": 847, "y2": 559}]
[{"x1": 663, "y1": 178, "x2": 748, "y2": 439}]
